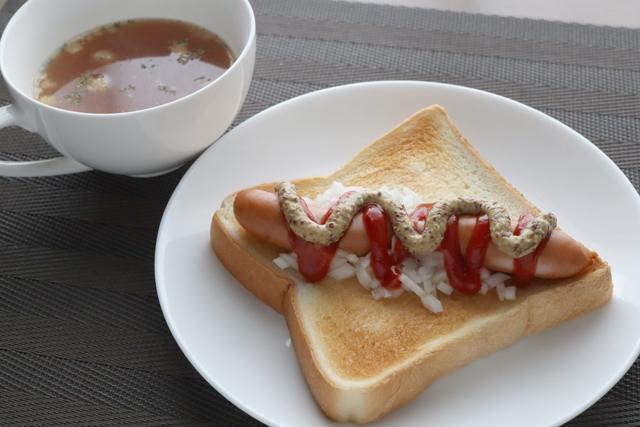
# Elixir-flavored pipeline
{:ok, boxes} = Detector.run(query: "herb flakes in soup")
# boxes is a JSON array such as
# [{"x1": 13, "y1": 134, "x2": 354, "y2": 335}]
[{"x1": 34, "y1": 19, "x2": 234, "y2": 114}]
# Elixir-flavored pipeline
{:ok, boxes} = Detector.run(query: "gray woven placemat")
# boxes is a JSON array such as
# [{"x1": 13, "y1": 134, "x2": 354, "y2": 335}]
[{"x1": 0, "y1": 0, "x2": 639, "y2": 425}]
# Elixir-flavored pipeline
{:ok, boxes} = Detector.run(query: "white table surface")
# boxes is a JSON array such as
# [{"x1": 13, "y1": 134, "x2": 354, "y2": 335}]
[
  {"x1": 338, "y1": 0, "x2": 640, "y2": 29},
  {"x1": 1, "y1": 0, "x2": 638, "y2": 29}
]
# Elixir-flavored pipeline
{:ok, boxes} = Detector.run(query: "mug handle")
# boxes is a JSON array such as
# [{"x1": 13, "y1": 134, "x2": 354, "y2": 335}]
[{"x1": 0, "y1": 104, "x2": 91, "y2": 177}]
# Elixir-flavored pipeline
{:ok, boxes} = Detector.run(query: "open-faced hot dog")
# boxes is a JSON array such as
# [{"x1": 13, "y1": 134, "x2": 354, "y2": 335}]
[{"x1": 211, "y1": 105, "x2": 613, "y2": 424}]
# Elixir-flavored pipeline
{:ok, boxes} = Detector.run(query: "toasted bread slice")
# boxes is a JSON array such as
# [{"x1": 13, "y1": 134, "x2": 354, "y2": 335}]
[{"x1": 210, "y1": 105, "x2": 612, "y2": 423}]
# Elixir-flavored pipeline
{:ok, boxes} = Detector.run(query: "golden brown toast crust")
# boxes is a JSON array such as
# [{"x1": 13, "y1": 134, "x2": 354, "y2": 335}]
[{"x1": 209, "y1": 105, "x2": 613, "y2": 423}]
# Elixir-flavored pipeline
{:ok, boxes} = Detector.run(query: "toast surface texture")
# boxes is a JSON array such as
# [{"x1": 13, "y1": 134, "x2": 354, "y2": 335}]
[{"x1": 210, "y1": 105, "x2": 612, "y2": 423}]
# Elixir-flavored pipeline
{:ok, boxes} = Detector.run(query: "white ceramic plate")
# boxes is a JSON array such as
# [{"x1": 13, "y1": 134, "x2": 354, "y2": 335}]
[{"x1": 155, "y1": 81, "x2": 640, "y2": 427}]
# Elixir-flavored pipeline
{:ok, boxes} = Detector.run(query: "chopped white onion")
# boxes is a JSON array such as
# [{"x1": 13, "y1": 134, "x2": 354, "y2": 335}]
[
  {"x1": 388, "y1": 288, "x2": 404, "y2": 298},
  {"x1": 417, "y1": 265, "x2": 430, "y2": 280},
  {"x1": 356, "y1": 253, "x2": 371, "y2": 269},
  {"x1": 371, "y1": 287, "x2": 386, "y2": 300},
  {"x1": 402, "y1": 186, "x2": 424, "y2": 211},
  {"x1": 423, "y1": 278, "x2": 436, "y2": 294},
  {"x1": 404, "y1": 186, "x2": 421, "y2": 198},
  {"x1": 279, "y1": 252, "x2": 298, "y2": 270},
  {"x1": 431, "y1": 268, "x2": 448, "y2": 285},
  {"x1": 308, "y1": 181, "x2": 366, "y2": 209},
  {"x1": 335, "y1": 248, "x2": 350, "y2": 259},
  {"x1": 484, "y1": 272, "x2": 511, "y2": 289},
  {"x1": 330, "y1": 255, "x2": 348, "y2": 270},
  {"x1": 389, "y1": 233, "x2": 397, "y2": 246},
  {"x1": 421, "y1": 294, "x2": 443, "y2": 313},
  {"x1": 504, "y1": 286, "x2": 517, "y2": 300},
  {"x1": 401, "y1": 256, "x2": 420, "y2": 272},
  {"x1": 329, "y1": 263, "x2": 356, "y2": 281},
  {"x1": 355, "y1": 265, "x2": 373, "y2": 289},
  {"x1": 399, "y1": 273, "x2": 426, "y2": 297},
  {"x1": 390, "y1": 188, "x2": 404, "y2": 204},
  {"x1": 372, "y1": 286, "x2": 404, "y2": 300},
  {"x1": 272, "y1": 252, "x2": 299, "y2": 271},
  {"x1": 478, "y1": 281, "x2": 489, "y2": 295},
  {"x1": 273, "y1": 256, "x2": 289, "y2": 270},
  {"x1": 420, "y1": 252, "x2": 444, "y2": 270},
  {"x1": 436, "y1": 281, "x2": 454, "y2": 296},
  {"x1": 426, "y1": 250, "x2": 445, "y2": 262},
  {"x1": 402, "y1": 267, "x2": 422, "y2": 284}
]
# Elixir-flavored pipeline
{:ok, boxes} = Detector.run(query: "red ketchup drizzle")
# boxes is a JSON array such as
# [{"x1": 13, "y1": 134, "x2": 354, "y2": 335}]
[
  {"x1": 362, "y1": 203, "x2": 435, "y2": 289},
  {"x1": 288, "y1": 192, "x2": 546, "y2": 294},
  {"x1": 362, "y1": 204, "x2": 403, "y2": 289},
  {"x1": 287, "y1": 192, "x2": 354, "y2": 283},
  {"x1": 513, "y1": 213, "x2": 552, "y2": 287},
  {"x1": 439, "y1": 214, "x2": 491, "y2": 294}
]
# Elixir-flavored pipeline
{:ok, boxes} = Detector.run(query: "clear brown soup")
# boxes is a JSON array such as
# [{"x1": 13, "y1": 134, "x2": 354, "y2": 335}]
[{"x1": 34, "y1": 19, "x2": 234, "y2": 114}]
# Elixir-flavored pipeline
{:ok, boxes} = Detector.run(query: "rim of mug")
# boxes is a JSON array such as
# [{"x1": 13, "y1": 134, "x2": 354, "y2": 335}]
[{"x1": 0, "y1": 0, "x2": 256, "y2": 117}]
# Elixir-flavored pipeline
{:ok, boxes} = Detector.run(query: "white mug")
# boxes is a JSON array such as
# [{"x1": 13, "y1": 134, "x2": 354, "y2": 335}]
[{"x1": 0, "y1": 0, "x2": 256, "y2": 177}]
